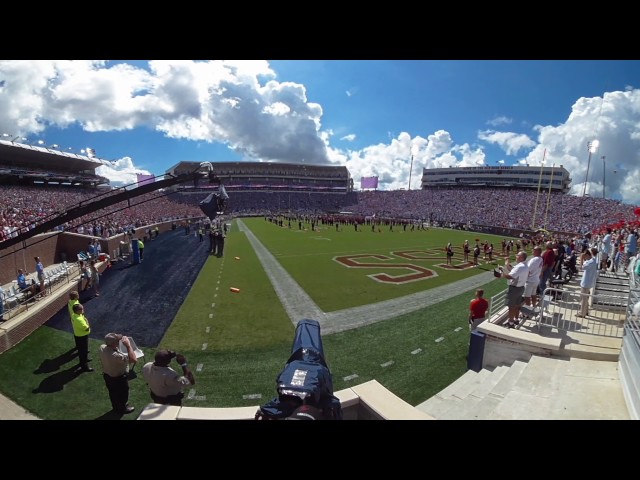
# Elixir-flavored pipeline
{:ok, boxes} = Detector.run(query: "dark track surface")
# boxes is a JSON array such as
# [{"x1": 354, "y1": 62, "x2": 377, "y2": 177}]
[{"x1": 45, "y1": 228, "x2": 210, "y2": 347}]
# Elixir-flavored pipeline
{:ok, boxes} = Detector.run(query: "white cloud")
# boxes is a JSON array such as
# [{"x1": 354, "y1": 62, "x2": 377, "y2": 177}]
[
  {"x1": 346, "y1": 86, "x2": 358, "y2": 97},
  {"x1": 487, "y1": 115, "x2": 512, "y2": 126},
  {"x1": 478, "y1": 130, "x2": 536, "y2": 155},
  {"x1": 0, "y1": 60, "x2": 328, "y2": 165},
  {"x1": 2, "y1": 61, "x2": 640, "y2": 205},
  {"x1": 520, "y1": 90, "x2": 640, "y2": 204},
  {"x1": 96, "y1": 157, "x2": 151, "y2": 188}
]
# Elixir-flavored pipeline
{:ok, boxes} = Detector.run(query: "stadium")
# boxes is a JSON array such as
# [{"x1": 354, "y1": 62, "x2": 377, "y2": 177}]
[{"x1": 0, "y1": 138, "x2": 638, "y2": 420}]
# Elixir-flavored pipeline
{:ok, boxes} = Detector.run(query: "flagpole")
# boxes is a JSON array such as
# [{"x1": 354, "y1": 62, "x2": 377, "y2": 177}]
[
  {"x1": 531, "y1": 148, "x2": 546, "y2": 230},
  {"x1": 407, "y1": 154, "x2": 414, "y2": 190}
]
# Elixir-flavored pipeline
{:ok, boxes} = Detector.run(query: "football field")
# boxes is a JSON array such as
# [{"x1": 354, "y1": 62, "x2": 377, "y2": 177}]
[{"x1": 0, "y1": 216, "x2": 510, "y2": 419}]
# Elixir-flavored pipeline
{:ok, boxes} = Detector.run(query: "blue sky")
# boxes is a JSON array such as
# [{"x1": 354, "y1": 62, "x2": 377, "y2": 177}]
[{"x1": 1, "y1": 60, "x2": 639, "y2": 204}]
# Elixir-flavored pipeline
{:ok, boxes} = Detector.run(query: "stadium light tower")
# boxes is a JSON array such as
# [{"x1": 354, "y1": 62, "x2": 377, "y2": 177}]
[
  {"x1": 581, "y1": 139, "x2": 599, "y2": 197},
  {"x1": 601, "y1": 155, "x2": 606, "y2": 199}
]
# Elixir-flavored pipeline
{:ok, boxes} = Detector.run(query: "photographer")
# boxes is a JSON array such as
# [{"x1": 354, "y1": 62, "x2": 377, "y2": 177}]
[
  {"x1": 99, "y1": 333, "x2": 137, "y2": 414},
  {"x1": 142, "y1": 349, "x2": 195, "y2": 406}
]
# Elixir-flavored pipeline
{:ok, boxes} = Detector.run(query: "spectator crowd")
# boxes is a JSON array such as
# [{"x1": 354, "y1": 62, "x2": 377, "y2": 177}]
[
  {"x1": 0, "y1": 185, "x2": 203, "y2": 242},
  {"x1": 1, "y1": 184, "x2": 638, "y2": 244}
]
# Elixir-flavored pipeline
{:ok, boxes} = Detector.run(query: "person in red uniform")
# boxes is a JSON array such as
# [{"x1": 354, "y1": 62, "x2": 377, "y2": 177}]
[{"x1": 468, "y1": 288, "x2": 489, "y2": 331}]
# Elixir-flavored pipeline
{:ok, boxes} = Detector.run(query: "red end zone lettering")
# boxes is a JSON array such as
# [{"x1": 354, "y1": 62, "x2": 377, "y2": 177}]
[{"x1": 333, "y1": 253, "x2": 437, "y2": 285}]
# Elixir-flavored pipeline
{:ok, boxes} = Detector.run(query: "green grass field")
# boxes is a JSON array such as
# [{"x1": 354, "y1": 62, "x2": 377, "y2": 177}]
[{"x1": 0, "y1": 217, "x2": 514, "y2": 419}]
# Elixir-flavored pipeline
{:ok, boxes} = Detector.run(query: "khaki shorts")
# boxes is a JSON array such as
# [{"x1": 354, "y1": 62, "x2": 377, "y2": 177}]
[{"x1": 523, "y1": 280, "x2": 539, "y2": 298}]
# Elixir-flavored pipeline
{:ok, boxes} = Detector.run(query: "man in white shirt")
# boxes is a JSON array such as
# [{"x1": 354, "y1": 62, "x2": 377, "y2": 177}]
[
  {"x1": 600, "y1": 228, "x2": 612, "y2": 271},
  {"x1": 524, "y1": 246, "x2": 543, "y2": 309},
  {"x1": 577, "y1": 248, "x2": 599, "y2": 317},
  {"x1": 502, "y1": 251, "x2": 529, "y2": 328}
]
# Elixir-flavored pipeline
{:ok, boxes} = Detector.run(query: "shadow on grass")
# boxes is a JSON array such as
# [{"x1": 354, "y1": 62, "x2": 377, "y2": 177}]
[
  {"x1": 32, "y1": 365, "x2": 83, "y2": 394},
  {"x1": 33, "y1": 348, "x2": 78, "y2": 374}
]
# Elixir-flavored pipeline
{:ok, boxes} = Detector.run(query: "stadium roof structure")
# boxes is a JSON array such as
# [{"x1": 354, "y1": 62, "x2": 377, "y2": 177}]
[
  {"x1": 166, "y1": 160, "x2": 350, "y2": 175},
  {"x1": 420, "y1": 164, "x2": 571, "y2": 193},
  {"x1": 0, "y1": 140, "x2": 103, "y2": 172}
]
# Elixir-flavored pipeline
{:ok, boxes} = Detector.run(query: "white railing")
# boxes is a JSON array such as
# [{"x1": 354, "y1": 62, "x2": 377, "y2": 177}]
[
  {"x1": 533, "y1": 287, "x2": 626, "y2": 338},
  {"x1": 488, "y1": 289, "x2": 507, "y2": 318}
]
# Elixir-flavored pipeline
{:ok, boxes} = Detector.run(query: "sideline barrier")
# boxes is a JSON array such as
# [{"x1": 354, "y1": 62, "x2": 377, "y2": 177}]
[{"x1": 137, "y1": 380, "x2": 435, "y2": 420}]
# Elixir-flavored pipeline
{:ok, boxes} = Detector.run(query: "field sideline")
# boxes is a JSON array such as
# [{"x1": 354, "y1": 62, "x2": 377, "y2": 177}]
[{"x1": 0, "y1": 216, "x2": 511, "y2": 419}]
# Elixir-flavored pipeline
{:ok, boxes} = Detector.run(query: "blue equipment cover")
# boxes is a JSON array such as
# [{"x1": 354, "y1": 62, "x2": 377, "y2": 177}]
[{"x1": 256, "y1": 319, "x2": 343, "y2": 420}]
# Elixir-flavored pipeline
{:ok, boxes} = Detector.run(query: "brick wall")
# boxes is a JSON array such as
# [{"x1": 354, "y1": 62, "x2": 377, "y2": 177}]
[
  {"x1": 0, "y1": 219, "x2": 184, "y2": 354},
  {"x1": 0, "y1": 221, "x2": 177, "y2": 285}
]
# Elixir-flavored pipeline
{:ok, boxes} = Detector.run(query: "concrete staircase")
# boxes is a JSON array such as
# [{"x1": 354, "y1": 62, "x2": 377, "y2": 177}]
[{"x1": 415, "y1": 355, "x2": 630, "y2": 420}]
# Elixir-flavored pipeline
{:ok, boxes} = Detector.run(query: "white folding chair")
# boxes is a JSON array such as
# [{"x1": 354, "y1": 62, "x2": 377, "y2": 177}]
[
  {"x1": 10, "y1": 285, "x2": 27, "y2": 305},
  {"x1": 4, "y1": 287, "x2": 19, "y2": 309},
  {"x1": 43, "y1": 271, "x2": 53, "y2": 288},
  {"x1": 118, "y1": 336, "x2": 144, "y2": 371}
]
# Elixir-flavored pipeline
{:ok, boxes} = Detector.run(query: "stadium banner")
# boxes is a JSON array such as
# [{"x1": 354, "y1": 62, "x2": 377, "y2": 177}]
[
  {"x1": 361, "y1": 176, "x2": 378, "y2": 189},
  {"x1": 136, "y1": 173, "x2": 155, "y2": 186}
]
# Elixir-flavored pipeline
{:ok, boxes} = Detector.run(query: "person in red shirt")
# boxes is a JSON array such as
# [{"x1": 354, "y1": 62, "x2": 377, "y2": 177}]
[
  {"x1": 469, "y1": 289, "x2": 489, "y2": 331},
  {"x1": 539, "y1": 241, "x2": 556, "y2": 294}
]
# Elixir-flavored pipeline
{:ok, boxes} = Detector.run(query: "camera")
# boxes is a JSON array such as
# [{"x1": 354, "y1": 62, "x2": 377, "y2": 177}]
[{"x1": 167, "y1": 350, "x2": 177, "y2": 359}]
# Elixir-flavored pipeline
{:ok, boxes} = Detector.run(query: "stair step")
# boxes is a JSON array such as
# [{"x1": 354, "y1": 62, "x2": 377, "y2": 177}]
[
  {"x1": 432, "y1": 369, "x2": 478, "y2": 400},
  {"x1": 469, "y1": 365, "x2": 510, "y2": 399},
  {"x1": 450, "y1": 368, "x2": 492, "y2": 399},
  {"x1": 415, "y1": 393, "x2": 460, "y2": 418},
  {"x1": 417, "y1": 365, "x2": 514, "y2": 419},
  {"x1": 438, "y1": 394, "x2": 482, "y2": 420},
  {"x1": 438, "y1": 366, "x2": 510, "y2": 420},
  {"x1": 487, "y1": 360, "x2": 528, "y2": 399},
  {"x1": 414, "y1": 369, "x2": 478, "y2": 417},
  {"x1": 511, "y1": 355, "x2": 563, "y2": 398}
]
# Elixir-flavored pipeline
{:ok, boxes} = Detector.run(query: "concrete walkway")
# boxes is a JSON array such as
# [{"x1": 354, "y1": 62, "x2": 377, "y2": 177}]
[{"x1": 0, "y1": 392, "x2": 39, "y2": 420}]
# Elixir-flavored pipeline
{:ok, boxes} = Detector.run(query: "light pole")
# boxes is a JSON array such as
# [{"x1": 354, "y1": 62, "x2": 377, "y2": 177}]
[
  {"x1": 602, "y1": 155, "x2": 606, "y2": 199},
  {"x1": 581, "y1": 139, "x2": 599, "y2": 197},
  {"x1": 407, "y1": 154, "x2": 414, "y2": 191}
]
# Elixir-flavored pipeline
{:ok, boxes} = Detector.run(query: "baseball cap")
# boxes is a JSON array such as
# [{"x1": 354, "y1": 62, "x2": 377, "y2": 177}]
[
  {"x1": 154, "y1": 349, "x2": 173, "y2": 366},
  {"x1": 105, "y1": 333, "x2": 122, "y2": 347}
]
